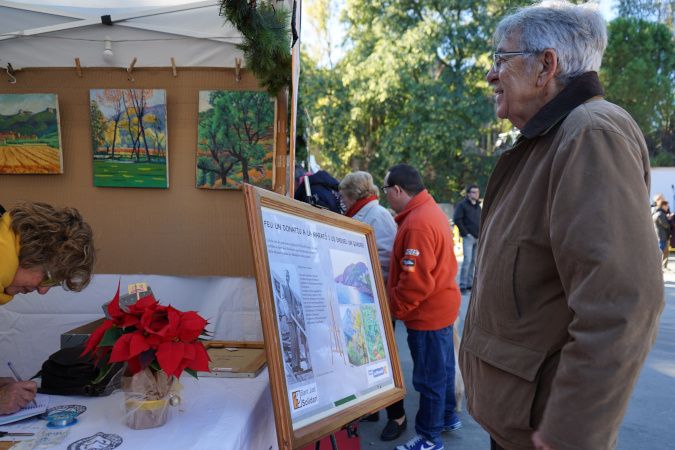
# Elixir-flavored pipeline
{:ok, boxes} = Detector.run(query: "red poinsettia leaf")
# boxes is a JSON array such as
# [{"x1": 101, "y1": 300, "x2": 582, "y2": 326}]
[
  {"x1": 156, "y1": 341, "x2": 184, "y2": 378},
  {"x1": 178, "y1": 311, "x2": 208, "y2": 342},
  {"x1": 107, "y1": 280, "x2": 123, "y2": 319},
  {"x1": 145, "y1": 333, "x2": 163, "y2": 348},
  {"x1": 186, "y1": 342, "x2": 211, "y2": 372},
  {"x1": 127, "y1": 294, "x2": 158, "y2": 314},
  {"x1": 109, "y1": 331, "x2": 148, "y2": 362},
  {"x1": 127, "y1": 355, "x2": 143, "y2": 375},
  {"x1": 81, "y1": 320, "x2": 114, "y2": 357},
  {"x1": 119, "y1": 314, "x2": 141, "y2": 328},
  {"x1": 140, "y1": 307, "x2": 170, "y2": 337}
]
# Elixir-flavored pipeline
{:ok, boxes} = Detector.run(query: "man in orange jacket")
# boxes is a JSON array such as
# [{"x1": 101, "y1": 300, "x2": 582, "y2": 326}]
[{"x1": 384, "y1": 164, "x2": 462, "y2": 450}]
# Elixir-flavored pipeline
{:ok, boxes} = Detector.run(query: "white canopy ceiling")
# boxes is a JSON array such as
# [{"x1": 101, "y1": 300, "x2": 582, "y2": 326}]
[{"x1": 0, "y1": 0, "x2": 292, "y2": 69}]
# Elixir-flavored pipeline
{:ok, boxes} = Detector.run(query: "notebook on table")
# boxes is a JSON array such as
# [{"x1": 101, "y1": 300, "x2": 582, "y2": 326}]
[{"x1": 0, "y1": 394, "x2": 49, "y2": 425}]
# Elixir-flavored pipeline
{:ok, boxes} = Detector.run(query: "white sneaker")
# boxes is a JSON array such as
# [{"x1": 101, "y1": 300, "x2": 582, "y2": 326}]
[{"x1": 394, "y1": 434, "x2": 443, "y2": 450}]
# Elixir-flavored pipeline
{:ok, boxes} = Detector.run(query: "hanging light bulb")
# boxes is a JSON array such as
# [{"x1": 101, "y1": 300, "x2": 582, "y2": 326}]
[{"x1": 103, "y1": 36, "x2": 114, "y2": 63}]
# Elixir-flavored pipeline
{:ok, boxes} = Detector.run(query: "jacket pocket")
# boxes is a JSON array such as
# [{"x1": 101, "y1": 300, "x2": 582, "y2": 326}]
[
  {"x1": 462, "y1": 323, "x2": 548, "y2": 439},
  {"x1": 463, "y1": 322, "x2": 546, "y2": 382},
  {"x1": 500, "y1": 243, "x2": 520, "y2": 320}
]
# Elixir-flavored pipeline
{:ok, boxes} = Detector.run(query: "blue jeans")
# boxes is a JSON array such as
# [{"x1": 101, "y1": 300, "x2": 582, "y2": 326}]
[
  {"x1": 659, "y1": 240, "x2": 667, "y2": 253},
  {"x1": 407, "y1": 325, "x2": 459, "y2": 444},
  {"x1": 460, "y1": 234, "x2": 478, "y2": 289}
]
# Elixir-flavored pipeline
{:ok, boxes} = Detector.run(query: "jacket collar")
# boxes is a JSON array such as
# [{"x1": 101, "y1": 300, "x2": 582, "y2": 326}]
[
  {"x1": 520, "y1": 71, "x2": 605, "y2": 139},
  {"x1": 395, "y1": 189, "x2": 433, "y2": 225}
]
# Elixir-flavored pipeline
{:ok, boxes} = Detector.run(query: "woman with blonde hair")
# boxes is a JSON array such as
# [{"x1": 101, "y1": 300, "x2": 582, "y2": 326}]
[{"x1": 0, "y1": 201, "x2": 96, "y2": 415}]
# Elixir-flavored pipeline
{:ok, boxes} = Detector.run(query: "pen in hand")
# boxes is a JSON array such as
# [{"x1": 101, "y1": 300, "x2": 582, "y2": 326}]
[{"x1": 7, "y1": 362, "x2": 37, "y2": 407}]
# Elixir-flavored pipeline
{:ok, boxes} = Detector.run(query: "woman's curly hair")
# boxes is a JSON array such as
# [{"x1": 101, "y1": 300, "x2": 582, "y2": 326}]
[{"x1": 9, "y1": 202, "x2": 96, "y2": 292}]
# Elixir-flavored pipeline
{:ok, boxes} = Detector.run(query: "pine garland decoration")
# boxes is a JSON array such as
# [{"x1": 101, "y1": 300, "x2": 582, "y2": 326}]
[{"x1": 220, "y1": 0, "x2": 292, "y2": 97}]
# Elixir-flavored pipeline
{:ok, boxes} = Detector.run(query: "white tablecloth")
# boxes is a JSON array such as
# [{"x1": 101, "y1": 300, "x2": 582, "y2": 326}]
[{"x1": 0, "y1": 368, "x2": 278, "y2": 450}]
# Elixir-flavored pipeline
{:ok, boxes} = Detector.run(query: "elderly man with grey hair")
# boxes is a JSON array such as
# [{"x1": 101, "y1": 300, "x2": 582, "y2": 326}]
[{"x1": 459, "y1": 1, "x2": 665, "y2": 450}]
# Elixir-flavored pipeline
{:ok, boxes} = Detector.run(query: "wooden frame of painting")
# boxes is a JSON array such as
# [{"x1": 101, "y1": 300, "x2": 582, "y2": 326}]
[
  {"x1": 0, "y1": 93, "x2": 63, "y2": 174},
  {"x1": 197, "y1": 90, "x2": 276, "y2": 190},
  {"x1": 243, "y1": 184, "x2": 406, "y2": 450}
]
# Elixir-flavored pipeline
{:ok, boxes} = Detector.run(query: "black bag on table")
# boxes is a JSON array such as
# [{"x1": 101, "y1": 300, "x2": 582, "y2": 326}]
[{"x1": 35, "y1": 345, "x2": 122, "y2": 397}]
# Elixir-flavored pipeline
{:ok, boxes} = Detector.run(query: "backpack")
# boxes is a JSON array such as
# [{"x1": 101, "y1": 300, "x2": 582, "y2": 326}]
[{"x1": 35, "y1": 345, "x2": 122, "y2": 397}]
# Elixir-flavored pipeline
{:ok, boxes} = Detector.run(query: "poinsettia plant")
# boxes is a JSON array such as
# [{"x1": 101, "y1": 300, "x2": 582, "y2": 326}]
[{"x1": 82, "y1": 283, "x2": 211, "y2": 381}]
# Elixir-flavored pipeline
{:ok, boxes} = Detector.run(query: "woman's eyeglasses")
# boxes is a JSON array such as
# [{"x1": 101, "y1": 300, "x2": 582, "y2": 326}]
[{"x1": 39, "y1": 264, "x2": 61, "y2": 287}]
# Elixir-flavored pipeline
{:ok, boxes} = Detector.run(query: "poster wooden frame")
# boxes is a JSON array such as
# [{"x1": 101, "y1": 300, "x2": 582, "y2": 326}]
[{"x1": 243, "y1": 183, "x2": 405, "y2": 450}]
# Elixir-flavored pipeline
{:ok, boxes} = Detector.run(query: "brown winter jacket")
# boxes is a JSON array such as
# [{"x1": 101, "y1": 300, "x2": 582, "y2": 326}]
[{"x1": 459, "y1": 72, "x2": 665, "y2": 450}]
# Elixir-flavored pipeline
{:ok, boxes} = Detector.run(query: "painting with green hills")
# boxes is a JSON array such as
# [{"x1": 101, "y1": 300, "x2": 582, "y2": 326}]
[
  {"x1": 90, "y1": 89, "x2": 168, "y2": 188},
  {"x1": 0, "y1": 93, "x2": 62, "y2": 174}
]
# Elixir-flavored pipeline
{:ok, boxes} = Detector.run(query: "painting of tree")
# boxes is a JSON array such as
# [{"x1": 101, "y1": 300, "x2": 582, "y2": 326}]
[
  {"x1": 197, "y1": 91, "x2": 275, "y2": 189},
  {"x1": 90, "y1": 89, "x2": 168, "y2": 188}
]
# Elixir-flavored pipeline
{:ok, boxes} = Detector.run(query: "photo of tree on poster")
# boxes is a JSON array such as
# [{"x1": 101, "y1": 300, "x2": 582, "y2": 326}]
[
  {"x1": 90, "y1": 89, "x2": 168, "y2": 188},
  {"x1": 197, "y1": 91, "x2": 274, "y2": 190}
]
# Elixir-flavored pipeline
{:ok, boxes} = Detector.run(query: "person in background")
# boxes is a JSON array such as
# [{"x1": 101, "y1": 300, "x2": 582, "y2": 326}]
[
  {"x1": 652, "y1": 194, "x2": 672, "y2": 269},
  {"x1": 453, "y1": 185, "x2": 481, "y2": 295},
  {"x1": 384, "y1": 164, "x2": 462, "y2": 450},
  {"x1": 653, "y1": 199, "x2": 671, "y2": 256},
  {"x1": 339, "y1": 171, "x2": 406, "y2": 441},
  {"x1": 0, "y1": 201, "x2": 96, "y2": 414},
  {"x1": 293, "y1": 170, "x2": 346, "y2": 214},
  {"x1": 459, "y1": 2, "x2": 664, "y2": 449}
]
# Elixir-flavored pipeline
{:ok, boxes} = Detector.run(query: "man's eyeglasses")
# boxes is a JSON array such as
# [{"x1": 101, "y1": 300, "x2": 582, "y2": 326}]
[
  {"x1": 39, "y1": 264, "x2": 60, "y2": 287},
  {"x1": 493, "y1": 51, "x2": 526, "y2": 71},
  {"x1": 382, "y1": 185, "x2": 396, "y2": 194}
]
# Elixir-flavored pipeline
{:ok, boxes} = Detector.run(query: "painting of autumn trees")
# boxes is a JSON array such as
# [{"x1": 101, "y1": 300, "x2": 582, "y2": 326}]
[
  {"x1": 197, "y1": 91, "x2": 274, "y2": 189},
  {"x1": 90, "y1": 89, "x2": 168, "y2": 188}
]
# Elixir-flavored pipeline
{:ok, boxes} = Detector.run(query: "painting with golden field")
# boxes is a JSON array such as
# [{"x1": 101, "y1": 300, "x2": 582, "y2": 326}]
[{"x1": 0, "y1": 93, "x2": 63, "y2": 174}]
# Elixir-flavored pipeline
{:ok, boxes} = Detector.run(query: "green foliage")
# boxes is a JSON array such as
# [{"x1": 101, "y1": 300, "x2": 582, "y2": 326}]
[
  {"x1": 302, "y1": 0, "x2": 508, "y2": 203},
  {"x1": 220, "y1": 0, "x2": 293, "y2": 97},
  {"x1": 601, "y1": 17, "x2": 675, "y2": 159}
]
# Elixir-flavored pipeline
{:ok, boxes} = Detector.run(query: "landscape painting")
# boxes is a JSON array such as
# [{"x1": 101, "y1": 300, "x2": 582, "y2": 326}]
[
  {"x1": 90, "y1": 89, "x2": 168, "y2": 188},
  {"x1": 197, "y1": 90, "x2": 274, "y2": 190},
  {"x1": 0, "y1": 93, "x2": 62, "y2": 174}
]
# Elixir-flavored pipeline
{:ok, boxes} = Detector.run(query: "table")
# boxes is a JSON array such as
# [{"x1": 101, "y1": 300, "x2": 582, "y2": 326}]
[{"x1": 0, "y1": 368, "x2": 278, "y2": 450}]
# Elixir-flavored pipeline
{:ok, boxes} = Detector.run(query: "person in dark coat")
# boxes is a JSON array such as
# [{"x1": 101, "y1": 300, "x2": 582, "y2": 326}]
[
  {"x1": 294, "y1": 170, "x2": 345, "y2": 214},
  {"x1": 453, "y1": 185, "x2": 481, "y2": 294},
  {"x1": 653, "y1": 199, "x2": 671, "y2": 255}
]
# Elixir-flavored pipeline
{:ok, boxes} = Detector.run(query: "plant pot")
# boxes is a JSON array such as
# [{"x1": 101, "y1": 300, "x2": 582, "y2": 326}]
[{"x1": 120, "y1": 364, "x2": 180, "y2": 430}]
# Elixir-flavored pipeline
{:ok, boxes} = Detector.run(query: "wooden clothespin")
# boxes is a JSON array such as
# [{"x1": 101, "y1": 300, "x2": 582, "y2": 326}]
[
  {"x1": 6, "y1": 63, "x2": 16, "y2": 84},
  {"x1": 75, "y1": 58, "x2": 82, "y2": 78},
  {"x1": 127, "y1": 57, "x2": 137, "y2": 83},
  {"x1": 171, "y1": 57, "x2": 177, "y2": 77},
  {"x1": 235, "y1": 57, "x2": 241, "y2": 82}
]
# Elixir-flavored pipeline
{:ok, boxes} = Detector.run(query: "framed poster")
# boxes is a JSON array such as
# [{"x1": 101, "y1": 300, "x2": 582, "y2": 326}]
[{"x1": 243, "y1": 184, "x2": 405, "y2": 449}]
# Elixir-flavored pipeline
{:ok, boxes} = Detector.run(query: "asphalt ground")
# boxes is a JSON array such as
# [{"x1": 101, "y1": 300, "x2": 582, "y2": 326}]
[{"x1": 357, "y1": 256, "x2": 675, "y2": 450}]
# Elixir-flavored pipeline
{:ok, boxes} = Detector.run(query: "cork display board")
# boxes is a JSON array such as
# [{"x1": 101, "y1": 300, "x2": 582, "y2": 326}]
[{"x1": 0, "y1": 67, "x2": 287, "y2": 277}]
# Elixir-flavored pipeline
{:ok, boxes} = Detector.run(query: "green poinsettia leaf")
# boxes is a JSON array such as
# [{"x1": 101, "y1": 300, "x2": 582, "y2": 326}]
[
  {"x1": 92, "y1": 363, "x2": 113, "y2": 384},
  {"x1": 149, "y1": 360, "x2": 162, "y2": 372},
  {"x1": 98, "y1": 326, "x2": 123, "y2": 347},
  {"x1": 184, "y1": 368, "x2": 199, "y2": 379}
]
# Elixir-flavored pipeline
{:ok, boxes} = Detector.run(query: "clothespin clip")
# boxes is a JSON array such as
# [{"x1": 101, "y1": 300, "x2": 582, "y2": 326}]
[
  {"x1": 235, "y1": 57, "x2": 241, "y2": 82},
  {"x1": 6, "y1": 63, "x2": 16, "y2": 84},
  {"x1": 171, "y1": 57, "x2": 177, "y2": 77},
  {"x1": 75, "y1": 58, "x2": 82, "y2": 78},
  {"x1": 127, "y1": 57, "x2": 137, "y2": 82}
]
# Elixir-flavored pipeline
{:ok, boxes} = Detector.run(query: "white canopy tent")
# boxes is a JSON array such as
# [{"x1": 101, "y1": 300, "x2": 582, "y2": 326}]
[{"x1": 0, "y1": 0, "x2": 294, "y2": 70}]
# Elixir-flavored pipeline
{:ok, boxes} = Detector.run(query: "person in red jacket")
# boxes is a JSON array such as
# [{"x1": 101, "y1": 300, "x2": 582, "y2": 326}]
[{"x1": 383, "y1": 164, "x2": 462, "y2": 450}]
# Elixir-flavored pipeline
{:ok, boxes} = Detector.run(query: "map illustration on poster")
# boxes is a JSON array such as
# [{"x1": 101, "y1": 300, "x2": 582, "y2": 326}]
[{"x1": 261, "y1": 207, "x2": 396, "y2": 430}]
